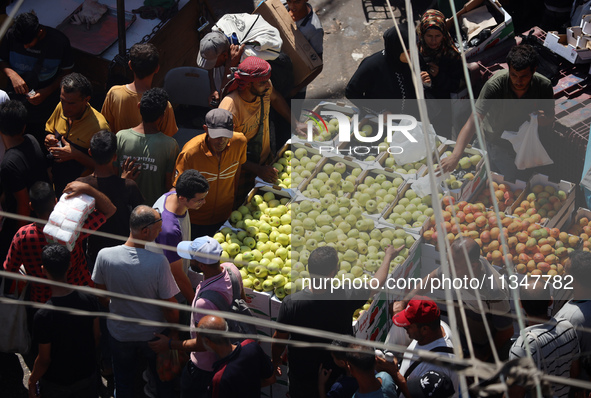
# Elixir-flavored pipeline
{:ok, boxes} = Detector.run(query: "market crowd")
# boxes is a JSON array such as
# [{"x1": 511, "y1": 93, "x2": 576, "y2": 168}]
[{"x1": 0, "y1": 0, "x2": 589, "y2": 397}]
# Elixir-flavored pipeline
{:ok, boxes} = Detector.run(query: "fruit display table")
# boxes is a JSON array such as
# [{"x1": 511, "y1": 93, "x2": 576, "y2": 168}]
[
  {"x1": 214, "y1": 99, "x2": 586, "y2": 397},
  {"x1": 217, "y1": 99, "x2": 583, "y2": 314}
]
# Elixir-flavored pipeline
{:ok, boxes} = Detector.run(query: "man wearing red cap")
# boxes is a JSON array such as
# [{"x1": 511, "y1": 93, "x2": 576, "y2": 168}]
[
  {"x1": 393, "y1": 237, "x2": 513, "y2": 362},
  {"x1": 219, "y1": 56, "x2": 304, "y2": 199},
  {"x1": 388, "y1": 297, "x2": 458, "y2": 398}
]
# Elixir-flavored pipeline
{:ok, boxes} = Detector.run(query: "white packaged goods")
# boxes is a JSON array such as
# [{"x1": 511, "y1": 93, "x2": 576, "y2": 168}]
[
  {"x1": 54, "y1": 229, "x2": 76, "y2": 251},
  {"x1": 43, "y1": 193, "x2": 95, "y2": 251},
  {"x1": 61, "y1": 219, "x2": 81, "y2": 233},
  {"x1": 48, "y1": 211, "x2": 66, "y2": 227}
]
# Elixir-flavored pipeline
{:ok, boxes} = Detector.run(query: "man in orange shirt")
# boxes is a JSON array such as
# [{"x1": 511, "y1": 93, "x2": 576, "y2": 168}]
[
  {"x1": 174, "y1": 108, "x2": 246, "y2": 238},
  {"x1": 101, "y1": 43, "x2": 177, "y2": 136}
]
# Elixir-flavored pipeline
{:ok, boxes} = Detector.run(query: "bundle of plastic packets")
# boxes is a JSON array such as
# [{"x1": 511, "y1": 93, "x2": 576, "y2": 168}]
[{"x1": 43, "y1": 194, "x2": 96, "y2": 251}]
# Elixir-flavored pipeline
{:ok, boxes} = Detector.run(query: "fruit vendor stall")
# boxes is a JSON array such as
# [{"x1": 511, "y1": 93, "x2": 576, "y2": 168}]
[
  {"x1": 213, "y1": 97, "x2": 584, "y2": 337},
  {"x1": 4, "y1": 0, "x2": 211, "y2": 89}
]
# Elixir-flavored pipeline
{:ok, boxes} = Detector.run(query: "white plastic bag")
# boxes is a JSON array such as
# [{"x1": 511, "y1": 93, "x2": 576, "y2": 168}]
[
  {"x1": 501, "y1": 114, "x2": 553, "y2": 170},
  {"x1": 213, "y1": 13, "x2": 282, "y2": 61},
  {"x1": 389, "y1": 121, "x2": 438, "y2": 165}
]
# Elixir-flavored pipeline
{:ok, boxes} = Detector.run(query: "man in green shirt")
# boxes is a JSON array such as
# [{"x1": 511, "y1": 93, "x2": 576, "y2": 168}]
[
  {"x1": 116, "y1": 87, "x2": 179, "y2": 205},
  {"x1": 441, "y1": 44, "x2": 554, "y2": 181}
]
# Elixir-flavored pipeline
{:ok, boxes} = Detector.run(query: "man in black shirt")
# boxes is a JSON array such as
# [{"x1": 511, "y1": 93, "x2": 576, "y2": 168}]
[
  {"x1": 271, "y1": 244, "x2": 401, "y2": 398},
  {"x1": 0, "y1": 12, "x2": 74, "y2": 136},
  {"x1": 28, "y1": 244, "x2": 100, "y2": 398},
  {"x1": 198, "y1": 315, "x2": 275, "y2": 398},
  {"x1": 0, "y1": 100, "x2": 49, "y2": 259},
  {"x1": 77, "y1": 130, "x2": 144, "y2": 269}
]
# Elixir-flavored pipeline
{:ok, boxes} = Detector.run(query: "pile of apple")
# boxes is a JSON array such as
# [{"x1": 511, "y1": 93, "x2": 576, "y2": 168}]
[
  {"x1": 273, "y1": 150, "x2": 292, "y2": 189},
  {"x1": 421, "y1": 197, "x2": 580, "y2": 275},
  {"x1": 512, "y1": 184, "x2": 568, "y2": 225},
  {"x1": 339, "y1": 124, "x2": 381, "y2": 163},
  {"x1": 291, "y1": 147, "x2": 323, "y2": 189},
  {"x1": 351, "y1": 172, "x2": 404, "y2": 216},
  {"x1": 310, "y1": 117, "x2": 340, "y2": 142},
  {"x1": 566, "y1": 216, "x2": 591, "y2": 252},
  {"x1": 300, "y1": 160, "x2": 363, "y2": 200},
  {"x1": 438, "y1": 151, "x2": 481, "y2": 190},
  {"x1": 472, "y1": 181, "x2": 521, "y2": 212},
  {"x1": 292, "y1": 197, "x2": 416, "y2": 280},
  {"x1": 353, "y1": 300, "x2": 372, "y2": 321},
  {"x1": 219, "y1": 191, "x2": 294, "y2": 299},
  {"x1": 382, "y1": 153, "x2": 427, "y2": 175},
  {"x1": 384, "y1": 189, "x2": 436, "y2": 229}
]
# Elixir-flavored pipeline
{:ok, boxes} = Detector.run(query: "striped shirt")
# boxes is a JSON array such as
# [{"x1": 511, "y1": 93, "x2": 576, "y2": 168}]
[{"x1": 509, "y1": 318, "x2": 579, "y2": 398}]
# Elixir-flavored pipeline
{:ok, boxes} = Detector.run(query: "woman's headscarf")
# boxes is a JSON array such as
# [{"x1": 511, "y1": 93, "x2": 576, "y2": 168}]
[
  {"x1": 417, "y1": 9, "x2": 460, "y2": 61},
  {"x1": 222, "y1": 56, "x2": 272, "y2": 96}
]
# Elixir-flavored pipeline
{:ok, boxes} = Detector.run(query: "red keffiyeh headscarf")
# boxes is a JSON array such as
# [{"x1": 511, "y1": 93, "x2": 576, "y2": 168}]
[
  {"x1": 417, "y1": 9, "x2": 460, "y2": 62},
  {"x1": 222, "y1": 56, "x2": 272, "y2": 96}
]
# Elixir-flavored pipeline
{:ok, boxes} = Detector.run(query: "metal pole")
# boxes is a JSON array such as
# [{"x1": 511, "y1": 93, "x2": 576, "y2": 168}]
[{"x1": 117, "y1": 0, "x2": 126, "y2": 57}]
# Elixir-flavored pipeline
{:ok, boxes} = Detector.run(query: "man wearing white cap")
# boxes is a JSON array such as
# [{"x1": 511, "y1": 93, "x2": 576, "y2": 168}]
[
  {"x1": 174, "y1": 108, "x2": 246, "y2": 238},
  {"x1": 149, "y1": 235, "x2": 244, "y2": 398}
]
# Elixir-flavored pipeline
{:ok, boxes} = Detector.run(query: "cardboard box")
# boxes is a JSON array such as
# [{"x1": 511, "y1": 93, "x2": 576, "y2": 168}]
[
  {"x1": 381, "y1": 182, "x2": 431, "y2": 235},
  {"x1": 366, "y1": 224, "x2": 421, "y2": 281},
  {"x1": 354, "y1": 291, "x2": 391, "y2": 342},
  {"x1": 292, "y1": 100, "x2": 359, "y2": 150},
  {"x1": 509, "y1": 174, "x2": 576, "y2": 228},
  {"x1": 244, "y1": 289, "x2": 273, "y2": 359},
  {"x1": 388, "y1": 232, "x2": 423, "y2": 286},
  {"x1": 436, "y1": 144, "x2": 486, "y2": 202},
  {"x1": 560, "y1": 207, "x2": 591, "y2": 237},
  {"x1": 446, "y1": 0, "x2": 514, "y2": 59},
  {"x1": 352, "y1": 168, "x2": 407, "y2": 220},
  {"x1": 470, "y1": 172, "x2": 527, "y2": 211},
  {"x1": 296, "y1": 156, "x2": 363, "y2": 200},
  {"x1": 254, "y1": 0, "x2": 322, "y2": 88},
  {"x1": 244, "y1": 185, "x2": 292, "y2": 210},
  {"x1": 544, "y1": 31, "x2": 591, "y2": 64},
  {"x1": 246, "y1": 288, "x2": 272, "y2": 320},
  {"x1": 288, "y1": 142, "x2": 336, "y2": 191},
  {"x1": 376, "y1": 150, "x2": 427, "y2": 180}
]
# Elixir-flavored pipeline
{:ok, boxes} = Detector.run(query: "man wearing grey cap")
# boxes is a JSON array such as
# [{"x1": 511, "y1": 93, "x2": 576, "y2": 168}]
[
  {"x1": 149, "y1": 235, "x2": 244, "y2": 398},
  {"x1": 174, "y1": 108, "x2": 247, "y2": 239},
  {"x1": 196, "y1": 13, "x2": 282, "y2": 107}
]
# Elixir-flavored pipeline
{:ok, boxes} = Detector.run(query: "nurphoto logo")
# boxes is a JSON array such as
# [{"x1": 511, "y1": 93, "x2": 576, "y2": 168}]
[{"x1": 303, "y1": 109, "x2": 418, "y2": 156}]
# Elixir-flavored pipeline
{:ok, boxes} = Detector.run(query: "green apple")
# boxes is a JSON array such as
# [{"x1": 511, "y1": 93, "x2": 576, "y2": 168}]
[
  {"x1": 284, "y1": 282, "x2": 294, "y2": 295},
  {"x1": 343, "y1": 250, "x2": 358, "y2": 262},
  {"x1": 276, "y1": 247, "x2": 288, "y2": 260},
  {"x1": 247, "y1": 261, "x2": 259, "y2": 273},
  {"x1": 243, "y1": 237, "x2": 256, "y2": 249},
  {"x1": 274, "y1": 286, "x2": 286, "y2": 299},
  {"x1": 254, "y1": 265, "x2": 268, "y2": 278},
  {"x1": 277, "y1": 233, "x2": 290, "y2": 246},
  {"x1": 227, "y1": 243, "x2": 240, "y2": 257},
  {"x1": 350, "y1": 265, "x2": 364, "y2": 277},
  {"x1": 272, "y1": 274, "x2": 286, "y2": 288},
  {"x1": 267, "y1": 263, "x2": 280, "y2": 275},
  {"x1": 262, "y1": 279, "x2": 274, "y2": 292}
]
